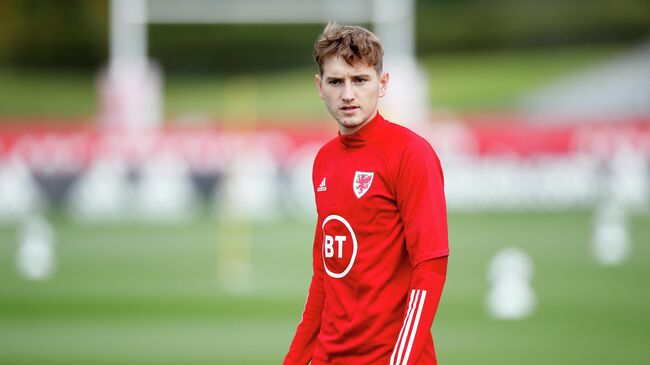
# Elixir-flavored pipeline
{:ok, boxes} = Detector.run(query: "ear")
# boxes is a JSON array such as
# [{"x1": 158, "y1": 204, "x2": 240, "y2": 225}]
[
  {"x1": 378, "y1": 72, "x2": 389, "y2": 98},
  {"x1": 315, "y1": 74, "x2": 325, "y2": 99}
]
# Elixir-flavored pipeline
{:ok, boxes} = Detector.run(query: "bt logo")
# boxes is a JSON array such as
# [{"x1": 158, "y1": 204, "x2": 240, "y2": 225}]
[
  {"x1": 324, "y1": 235, "x2": 347, "y2": 258},
  {"x1": 321, "y1": 215, "x2": 358, "y2": 279}
]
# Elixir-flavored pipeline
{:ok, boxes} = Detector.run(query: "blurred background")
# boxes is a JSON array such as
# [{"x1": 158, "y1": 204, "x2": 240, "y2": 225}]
[{"x1": 0, "y1": 0, "x2": 649, "y2": 364}]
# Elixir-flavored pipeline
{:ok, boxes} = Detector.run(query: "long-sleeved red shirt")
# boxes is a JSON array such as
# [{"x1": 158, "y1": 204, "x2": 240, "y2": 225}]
[{"x1": 284, "y1": 112, "x2": 449, "y2": 365}]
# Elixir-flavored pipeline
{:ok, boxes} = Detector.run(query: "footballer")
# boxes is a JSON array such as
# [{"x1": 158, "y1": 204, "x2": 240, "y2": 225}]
[{"x1": 284, "y1": 23, "x2": 449, "y2": 365}]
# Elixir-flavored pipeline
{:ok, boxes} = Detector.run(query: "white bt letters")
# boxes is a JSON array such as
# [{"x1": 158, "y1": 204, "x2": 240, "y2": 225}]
[{"x1": 324, "y1": 235, "x2": 347, "y2": 258}]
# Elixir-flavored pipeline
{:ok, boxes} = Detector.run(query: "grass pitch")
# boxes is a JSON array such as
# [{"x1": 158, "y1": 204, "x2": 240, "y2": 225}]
[
  {"x1": 0, "y1": 45, "x2": 623, "y2": 122},
  {"x1": 0, "y1": 211, "x2": 648, "y2": 364}
]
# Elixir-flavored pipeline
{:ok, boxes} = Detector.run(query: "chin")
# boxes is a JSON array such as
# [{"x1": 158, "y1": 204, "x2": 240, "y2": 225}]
[{"x1": 338, "y1": 116, "x2": 364, "y2": 128}]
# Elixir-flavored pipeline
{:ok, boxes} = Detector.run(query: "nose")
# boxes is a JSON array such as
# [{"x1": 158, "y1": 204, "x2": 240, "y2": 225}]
[{"x1": 342, "y1": 81, "x2": 355, "y2": 102}]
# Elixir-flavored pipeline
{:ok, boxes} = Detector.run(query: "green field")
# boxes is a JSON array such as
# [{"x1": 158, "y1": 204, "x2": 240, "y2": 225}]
[
  {"x1": 0, "y1": 45, "x2": 623, "y2": 122},
  {"x1": 0, "y1": 211, "x2": 648, "y2": 364}
]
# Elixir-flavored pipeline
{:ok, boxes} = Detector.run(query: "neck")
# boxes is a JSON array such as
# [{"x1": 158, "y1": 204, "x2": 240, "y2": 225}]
[{"x1": 339, "y1": 110, "x2": 378, "y2": 135}]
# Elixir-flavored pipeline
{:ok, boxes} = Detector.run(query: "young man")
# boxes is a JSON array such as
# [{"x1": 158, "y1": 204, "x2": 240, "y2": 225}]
[{"x1": 284, "y1": 23, "x2": 449, "y2": 365}]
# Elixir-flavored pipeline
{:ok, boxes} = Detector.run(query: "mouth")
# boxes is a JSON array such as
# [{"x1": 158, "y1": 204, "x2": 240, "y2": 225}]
[{"x1": 340, "y1": 105, "x2": 359, "y2": 113}]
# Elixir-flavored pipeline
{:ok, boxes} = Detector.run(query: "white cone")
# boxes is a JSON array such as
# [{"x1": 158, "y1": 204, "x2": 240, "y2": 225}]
[
  {"x1": 592, "y1": 200, "x2": 630, "y2": 266},
  {"x1": 17, "y1": 215, "x2": 56, "y2": 280},
  {"x1": 487, "y1": 247, "x2": 536, "y2": 320}
]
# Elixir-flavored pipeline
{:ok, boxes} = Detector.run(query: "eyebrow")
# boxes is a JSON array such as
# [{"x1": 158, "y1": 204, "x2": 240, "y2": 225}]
[{"x1": 325, "y1": 74, "x2": 371, "y2": 81}]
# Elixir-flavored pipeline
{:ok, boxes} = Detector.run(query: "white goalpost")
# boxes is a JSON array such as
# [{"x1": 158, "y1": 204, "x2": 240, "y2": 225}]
[{"x1": 102, "y1": 0, "x2": 428, "y2": 130}]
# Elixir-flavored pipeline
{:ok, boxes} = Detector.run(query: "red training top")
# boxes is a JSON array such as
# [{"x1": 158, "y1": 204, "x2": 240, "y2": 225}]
[{"x1": 284, "y1": 112, "x2": 449, "y2": 365}]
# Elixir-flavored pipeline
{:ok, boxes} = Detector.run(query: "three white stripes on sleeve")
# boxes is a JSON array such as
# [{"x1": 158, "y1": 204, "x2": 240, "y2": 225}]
[{"x1": 390, "y1": 289, "x2": 428, "y2": 365}]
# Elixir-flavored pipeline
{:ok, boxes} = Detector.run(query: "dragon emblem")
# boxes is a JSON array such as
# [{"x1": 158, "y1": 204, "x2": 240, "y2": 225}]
[{"x1": 353, "y1": 171, "x2": 375, "y2": 198}]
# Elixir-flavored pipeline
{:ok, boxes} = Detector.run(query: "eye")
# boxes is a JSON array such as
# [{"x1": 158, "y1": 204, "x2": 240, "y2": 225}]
[
  {"x1": 328, "y1": 79, "x2": 342, "y2": 85},
  {"x1": 353, "y1": 78, "x2": 368, "y2": 85}
]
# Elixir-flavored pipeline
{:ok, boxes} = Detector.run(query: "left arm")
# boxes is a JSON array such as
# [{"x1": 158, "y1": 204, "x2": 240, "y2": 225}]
[
  {"x1": 391, "y1": 257, "x2": 447, "y2": 365},
  {"x1": 390, "y1": 139, "x2": 449, "y2": 365}
]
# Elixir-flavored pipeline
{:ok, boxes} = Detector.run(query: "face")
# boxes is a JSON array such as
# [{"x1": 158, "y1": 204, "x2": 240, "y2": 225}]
[{"x1": 316, "y1": 56, "x2": 389, "y2": 135}]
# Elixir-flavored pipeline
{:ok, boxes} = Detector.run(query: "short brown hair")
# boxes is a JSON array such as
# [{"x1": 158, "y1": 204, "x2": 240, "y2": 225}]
[{"x1": 313, "y1": 22, "x2": 384, "y2": 75}]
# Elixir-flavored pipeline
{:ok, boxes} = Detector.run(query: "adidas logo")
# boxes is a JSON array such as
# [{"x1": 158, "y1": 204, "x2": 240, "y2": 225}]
[{"x1": 317, "y1": 177, "x2": 327, "y2": 192}]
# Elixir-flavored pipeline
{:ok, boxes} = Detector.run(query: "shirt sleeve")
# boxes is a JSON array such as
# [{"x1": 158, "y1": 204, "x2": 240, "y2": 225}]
[
  {"x1": 395, "y1": 138, "x2": 449, "y2": 264},
  {"x1": 283, "y1": 222, "x2": 325, "y2": 365},
  {"x1": 390, "y1": 257, "x2": 447, "y2": 365},
  {"x1": 390, "y1": 139, "x2": 449, "y2": 365}
]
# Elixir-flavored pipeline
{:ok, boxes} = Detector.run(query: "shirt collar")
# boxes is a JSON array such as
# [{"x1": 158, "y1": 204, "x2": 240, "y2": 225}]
[{"x1": 338, "y1": 112, "x2": 387, "y2": 148}]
